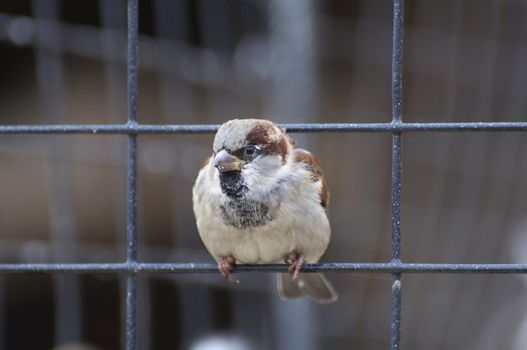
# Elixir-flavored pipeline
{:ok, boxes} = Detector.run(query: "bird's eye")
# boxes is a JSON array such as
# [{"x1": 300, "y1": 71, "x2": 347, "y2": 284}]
[{"x1": 244, "y1": 145, "x2": 257, "y2": 157}]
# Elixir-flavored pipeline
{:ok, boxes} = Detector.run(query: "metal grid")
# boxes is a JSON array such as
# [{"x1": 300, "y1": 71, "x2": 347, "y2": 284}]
[{"x1": 1, "y1": 0, "x2": 527, "y2": 349}]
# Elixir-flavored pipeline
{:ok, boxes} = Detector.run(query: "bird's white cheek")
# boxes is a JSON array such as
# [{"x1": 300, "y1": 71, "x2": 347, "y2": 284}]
[{"x1": 242, "y1": 158, "x2": 292, "y2": 191}]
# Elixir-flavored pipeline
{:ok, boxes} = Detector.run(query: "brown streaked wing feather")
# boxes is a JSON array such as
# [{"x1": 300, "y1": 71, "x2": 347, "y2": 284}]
[
  {"x1": 293, "y1": 148, "x2": 330, "y2": 209},
  {"x1": 320, "y1": 178, "x2": 329, "y2": 209},
  {"x1": 287, "y1": 136, "x2": 300, "y2": 148}
]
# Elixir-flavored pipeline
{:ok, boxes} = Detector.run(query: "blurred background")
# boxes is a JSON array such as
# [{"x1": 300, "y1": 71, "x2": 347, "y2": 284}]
[{"x1": 1, "y1": 0, "x2": 527, "y2": 349}]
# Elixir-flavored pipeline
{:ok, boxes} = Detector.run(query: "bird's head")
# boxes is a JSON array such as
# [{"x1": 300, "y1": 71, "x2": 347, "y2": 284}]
[{"x1": 212, "y1": 119, "x2": 291, "y2": 197}]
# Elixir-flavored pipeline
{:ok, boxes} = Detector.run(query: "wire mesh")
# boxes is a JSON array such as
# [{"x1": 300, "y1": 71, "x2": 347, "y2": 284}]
[{"x1": 1, "y1": 0, "x2": 527, "y2": 349}]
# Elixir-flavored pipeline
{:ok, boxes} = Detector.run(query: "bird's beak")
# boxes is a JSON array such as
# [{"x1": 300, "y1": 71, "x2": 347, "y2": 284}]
[{"x1": 213, "y1": 149, "x2": 245, "y2": 173}]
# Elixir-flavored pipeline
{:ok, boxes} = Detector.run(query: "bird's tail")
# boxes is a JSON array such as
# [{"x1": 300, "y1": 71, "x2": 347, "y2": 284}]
[{"x1": 277, "y1": 273, "x2": 338, "y2": 303}]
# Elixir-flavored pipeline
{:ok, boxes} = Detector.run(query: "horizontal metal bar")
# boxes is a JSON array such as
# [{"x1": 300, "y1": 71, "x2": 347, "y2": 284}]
[
  {"x1": 1, "y1": 262, "x2": 527, "y2": 274},
  {"x1": 1, "y1": 122, "x2": 527, "y2": 135},
  {"x1": 0, "y1": 124, "x2": 218, "y2": 134}
]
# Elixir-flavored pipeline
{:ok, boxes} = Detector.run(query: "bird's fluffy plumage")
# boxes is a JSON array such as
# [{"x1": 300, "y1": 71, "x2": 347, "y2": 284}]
[{"x1": 192, "y1": 118, "x2": 337, "y2": 303}]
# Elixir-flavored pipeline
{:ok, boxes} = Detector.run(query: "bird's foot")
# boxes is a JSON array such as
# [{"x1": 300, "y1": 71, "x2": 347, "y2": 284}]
[
  {"x1": 285, "y1": 251, "x2": 305, "y2": 283},
  {"x1": 218, "y1": 256, "x2": 239, "y2": 284}
]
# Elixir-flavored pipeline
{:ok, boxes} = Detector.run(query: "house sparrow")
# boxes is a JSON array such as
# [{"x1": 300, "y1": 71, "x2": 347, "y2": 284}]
[{"x1": 192, "y1": 119, "x2": 337, "y2": 303}]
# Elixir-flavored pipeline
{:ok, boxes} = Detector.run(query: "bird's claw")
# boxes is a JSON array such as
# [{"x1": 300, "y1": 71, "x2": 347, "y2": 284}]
[
  {"x1": 218, "y1": 256, "x2": 239, "y2": 284},
  {"x1": 285, "y1": 251, "x2": 305, "y2": 282}
]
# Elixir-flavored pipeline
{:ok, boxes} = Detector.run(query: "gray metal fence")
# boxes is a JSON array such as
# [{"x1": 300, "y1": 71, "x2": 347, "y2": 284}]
[{"x1": 1, "y1": 0, "x2": 527, "y2": 349}]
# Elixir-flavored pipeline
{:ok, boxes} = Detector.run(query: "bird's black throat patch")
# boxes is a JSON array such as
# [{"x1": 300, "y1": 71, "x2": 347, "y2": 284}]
[
  {"x1": 218, "y1": 172, "x2": 276, "y2": 229},
  {"x1": 219, "y1": 171, "x2": 247, "y2": 198},
  {"x1": 217, "y1": 171, "x2": 278, "y2": 229}
]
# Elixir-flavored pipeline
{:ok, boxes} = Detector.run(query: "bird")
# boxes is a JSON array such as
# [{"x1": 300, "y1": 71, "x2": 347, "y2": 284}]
[{"x1": 192, "y1": 118, "x2": 337, "y2": 303}]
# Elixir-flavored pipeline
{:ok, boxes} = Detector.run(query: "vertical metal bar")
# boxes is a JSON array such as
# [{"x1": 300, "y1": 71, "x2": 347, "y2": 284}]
[
  {"x1": 391, "y1": 0, "x2": 404, "y2": 125},
  {"x1": 126, "y1": 0, "x2": 139, "y2": 349},
  {"x1": 390, "y1": 135, "x2": 403, "y2": 350},
  {"x1": 391, "y1": 0, "x2": 404, "y2": 349},
  {"x1": 127, "y1": 0, "x2": 139, "y2": 128},
  {"x1": 99, "y1": 1, "x2": 139, "y2": 348},
  {"x1": 391, "y1": 134, "x2": 402, "y2": 260}
]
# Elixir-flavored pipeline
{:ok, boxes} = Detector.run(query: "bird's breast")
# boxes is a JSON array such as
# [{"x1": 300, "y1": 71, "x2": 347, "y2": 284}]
[
  {"x1": 219, "y1": 197, "x2": 276, "y2": 229},
  {"x1": 193, "y1": 163, "x2": 330, "y2": 264}
]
